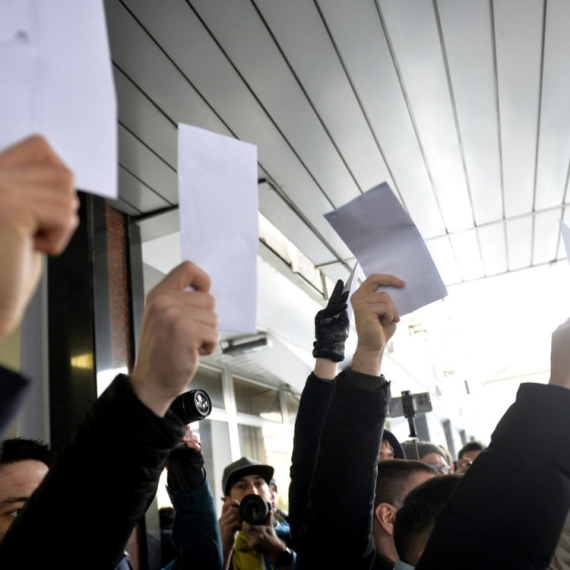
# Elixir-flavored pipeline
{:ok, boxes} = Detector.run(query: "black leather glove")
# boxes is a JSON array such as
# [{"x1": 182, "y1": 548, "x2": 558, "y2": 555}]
[{"x1": 312, "y1": 279, "x2": 350, "y2": 362}]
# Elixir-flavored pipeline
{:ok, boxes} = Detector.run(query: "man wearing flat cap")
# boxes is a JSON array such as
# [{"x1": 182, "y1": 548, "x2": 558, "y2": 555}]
[{"x1": 219, "y1": 456, "x2": 295, "y2": 570}]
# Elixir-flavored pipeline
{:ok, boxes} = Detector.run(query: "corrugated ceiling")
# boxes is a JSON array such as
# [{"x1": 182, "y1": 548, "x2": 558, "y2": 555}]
[{"x1": 104, "y1": 0, "x2": 570, "y2": 287}]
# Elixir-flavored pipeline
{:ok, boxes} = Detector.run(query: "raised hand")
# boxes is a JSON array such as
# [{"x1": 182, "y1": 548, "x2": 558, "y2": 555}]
[
  {"x1": 129, "y1": 261, "x2": 219, "y2": 417},
  {"x1": 0, "y1": 136, "x2": 78, "y2": 340}
]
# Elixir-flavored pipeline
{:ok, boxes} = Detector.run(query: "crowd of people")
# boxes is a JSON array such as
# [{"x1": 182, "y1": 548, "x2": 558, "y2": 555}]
[{"x1": 1, "y1": 135, "x2": 570, "y2": 570}]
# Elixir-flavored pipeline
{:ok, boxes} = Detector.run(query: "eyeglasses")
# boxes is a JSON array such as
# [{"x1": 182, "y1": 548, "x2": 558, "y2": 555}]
[{"x1": 427, "y1": 463, "x2": 454, "y2": 475}]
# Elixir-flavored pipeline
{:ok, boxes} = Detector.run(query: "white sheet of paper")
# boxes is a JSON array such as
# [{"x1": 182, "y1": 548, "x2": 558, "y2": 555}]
[
  {"x1": 178, "y1": 124, "x2": 258, "y2": 334},
  {"x1": 0, "y1": 0, "x2": 117, "y2": 198},
  {"x1": 560, "y1": 220, "x2": 570, "y2": 263},
  {"x1": 325, "y1": 182, "x2": 447, "y2": 316}
]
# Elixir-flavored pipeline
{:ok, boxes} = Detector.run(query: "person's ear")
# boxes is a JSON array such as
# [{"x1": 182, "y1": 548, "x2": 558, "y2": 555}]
[{"x1": 374, "y1": 502, "x2": 397, "y2": 536}]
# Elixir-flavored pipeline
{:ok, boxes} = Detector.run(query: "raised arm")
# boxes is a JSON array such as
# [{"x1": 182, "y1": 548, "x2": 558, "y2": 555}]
[
  {"x1": 296, "y1": 274, "x2": 404, "y2": 569},
  {"x1": 288, "y1": 279, "x2": 349, "y2": 545},
  {"x1": 0, "y1": 261, "x2": 219, "y2": 569},
  {"x1": 417, "y1": 318, "x2": 570, "y2": 569},
  {"x1": 0, "y1": 136, "x2": 78, "y2": 439}
]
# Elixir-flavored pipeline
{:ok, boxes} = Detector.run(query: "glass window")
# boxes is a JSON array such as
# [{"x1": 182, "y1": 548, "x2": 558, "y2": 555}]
[
  {"x1": 238, "y1": 423, "x2": 292, "y2": 512},
  {"x1": 187, "y1": 366, "x2": 225, "y2": 409},
  {"x1": 233, "y1": 378, "x2": 282, "y2": 421},
  {"x1": 284, "y1": 389, "x2": 300, "y2": 425}
]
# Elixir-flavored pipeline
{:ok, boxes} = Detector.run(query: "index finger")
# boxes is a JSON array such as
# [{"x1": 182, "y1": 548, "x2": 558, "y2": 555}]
[
  {"x1": 0, "y1": 135, "x2": 68, "y2": 168},
  {"x1": 152, "y1": 261, "x2": 211, "y2": 295},
  {"x1": 358, "y1": 274, "x2": 405, "y2": 294}
]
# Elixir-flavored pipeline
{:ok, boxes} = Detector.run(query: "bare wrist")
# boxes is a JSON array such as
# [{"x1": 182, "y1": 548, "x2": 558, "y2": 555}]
[
  {"x1": 352, "y1": 348, "x2": 383, "y2": 376},
  {"x1": 129, "y1": 372, "x2": 176, "y2": 417}
]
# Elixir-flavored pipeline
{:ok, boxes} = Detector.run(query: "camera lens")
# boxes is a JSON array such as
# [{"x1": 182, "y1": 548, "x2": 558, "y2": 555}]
[
  {"x1": 169, "y1": 389, "x2": 212, "y2": 424},
  {"x1": 239, "y1": 494, "x2": 271, "y2": 525}
]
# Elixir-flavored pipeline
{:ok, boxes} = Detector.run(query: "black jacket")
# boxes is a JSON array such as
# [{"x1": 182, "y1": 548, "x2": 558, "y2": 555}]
[
  {"x1": 0, "y1": 374, "x2": 186, "y2": 569},
  {"x1": 295, "y1": 370, "x2": 391, "y2": 569},
  {"x1": 417, "y1": 382, "x2": 570, "y2": 570}
]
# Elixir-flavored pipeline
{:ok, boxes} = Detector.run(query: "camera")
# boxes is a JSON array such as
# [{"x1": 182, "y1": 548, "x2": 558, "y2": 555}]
[
  {"x1": 239, "y1": 494, "x2": 272, "y2": 525},
  {"x1": 169, "y1": 389, "x2": 212, "y2": 424}
]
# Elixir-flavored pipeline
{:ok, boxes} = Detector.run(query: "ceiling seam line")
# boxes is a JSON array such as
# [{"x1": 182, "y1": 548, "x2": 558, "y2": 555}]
[
  {"x1": 118, "y1": 120, "x2": 177, "y2": 173},
  {"x1": 115, "y1": 0, "x2": 345, "y2": 264},
  {"x1": 118, "y1": 163, "x2": 175, "y2": 207},
  {"x1": 425, "y1": 204, "x2": 566, "y2": 242},
  {"x1": 311, "y1": 0, "x2": 408, "y2": 208},
  {"x1": 446, "y1": 256, "x2": 565, "y2": 289},
  {"x1": 489, "y1": 0, "x2": 506, "y2": 222},
  {"x1": 530, "y1": 0, "x2": 548, "y2": 267},
  {"x1": 113, "y1": 196, "x2": 142, "y2": 216},
  {"x1": 433, "y1": 0, "x2": 477, "y2": 229},
  {"x1": 248, "y1": 0, "x2": 364, "y2": 195},
  {"x1": 113, "y1": 64, "x2": 178, "y2": 129},
  {"x1": 489, "y1": 0, "x2": 509, "y2": 269},
  {"x1": 531, "y1": 0, "x2": 548, "y2": 214},
  {"x1": 184, "y1": 0, "x2": 337, "y2": 210},
  {"x1": 373, "y1": 0, "x2": 451, "y2": 237},
  {"x1": 553, "y1": 205, "x2": 564, "y2": 263}
]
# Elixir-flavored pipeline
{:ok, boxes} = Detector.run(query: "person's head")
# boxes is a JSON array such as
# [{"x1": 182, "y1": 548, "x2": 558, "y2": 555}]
[
  {"x1": 393, "y1": 474, "x2": 462, "y2": 565},
  {"x1": 379, "y1": 438, "x2": 395, "y2": 461},
  {"x1": 0, "y1": 438, "x2": 53, "y2": 542},
  {"x1": 372, "y1": 460, "x2": 437, "y2": 562},
  {"x1": 401, "y1": 441, "x2": 453, "y2": 475},
  {"x1": 269, "y1": 478, "x2": 279, "y2": 511},
  {"x1": 221, "y1": 456, "x2": 274, "y2": 504},
  {"x1": 457, "y1": 441, "x2": 485, "y2": 474}
]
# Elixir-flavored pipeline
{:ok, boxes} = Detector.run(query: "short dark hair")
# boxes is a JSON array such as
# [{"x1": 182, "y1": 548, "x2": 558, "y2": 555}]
[
  {"x1": 374, "y1": 459, "x2": 438, "y2": 510},
  {"x1": 394, "y1": 474, "x2": 461, "y2": 565},
  {"x1": 457, "y1": 441, "x2": 485, "y2": 460},
  {"x1": 1, "y1": 438, "x2": 53, "y2": 468}
]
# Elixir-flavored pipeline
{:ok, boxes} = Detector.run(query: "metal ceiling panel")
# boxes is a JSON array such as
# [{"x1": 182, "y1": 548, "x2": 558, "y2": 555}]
[
  {"x1": 259, "y1": 183, "x2": 336, "y2": 265},
  {"x1": 506, "y1": 216, "x2": 533, "y2": 270},
  {"x1": 449, "y1": 230, "x2": 484, "y2": 281},
  {"x1": 112, "y1": 0, "x2": 353, "y2": 264},
  {"x1": 189, "y1": 0, "x2": 362, "y2": 208},
  {"x1": 107, "y1": 196, "x2": 141, "y2": 217},
  {"x1": 316, "y1": 0, "x2": 446, "y2": 239},
  {"x1": 379, "y1": 0, "x2": 475, "y2": 233},
  {"x1": 319, "y1": 262, "x2": 352, "y2": 286},
  {"x1": 425, "y1": 236, "x2": 462, "y2": 285},
  {"x1": 534, "y1": 0, "x2": 570, "y2": 210},
  {"x1": 477, "y1": 222, "x2": 508, "y2": 276},
  {"x1": 533, "y1": 208, "x2": 562, "y2": 265},
  {"x1": 114, "y1": 69, "x2": 178, "y2": 169},
  {"x1": 437, "y1": 0, "x2": 503, "y2": 225},
  {"x1": 252, "y1": 0, "x2": 396, "y2": 194},
  {"x1": 117, "y1": 166, "x2": 172, "y2": 212},
  {"x1": 493, "y1": 0, "x2": 544, "y2": 217},
  {"x1": 118, "y1": 124, "x2": 178, "y2": 204}
]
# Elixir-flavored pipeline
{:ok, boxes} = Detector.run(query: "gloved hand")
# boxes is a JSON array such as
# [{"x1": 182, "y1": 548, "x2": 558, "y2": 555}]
[{"x1": 312, "y1": 279, "x2": 350, "y2": 362}]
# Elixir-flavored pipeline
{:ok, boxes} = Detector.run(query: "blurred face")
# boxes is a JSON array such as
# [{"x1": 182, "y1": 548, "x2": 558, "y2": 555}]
[
  {"x1": 379, "y1": 440, "x2": 395, "y2": 461},
  {"x1": 0, "y1": 460, "x2": 48, "y2": 542},
  {"x1": 269, "y1": 482, "x2": 278, "y2": 511},
  {"x1": 422, "y1": 452, "x2": 453, "y2": 475},
  {"x1": 457, "y1": 450, "x2": 481, "y2": 474},
  {"x1": 228, "y1": 474, "x2": 271, "y2": 503}
]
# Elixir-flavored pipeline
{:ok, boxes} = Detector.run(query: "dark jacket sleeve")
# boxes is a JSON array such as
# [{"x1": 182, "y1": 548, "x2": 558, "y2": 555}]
[
  {"x1": 417, "y1": 383, "x2": 570, "y2": 570},
  {"x1": 165, "y1": 477, "x2": 223, "y2": 570},
  {"x1": 296, "y1": 370, "x2": 390, "y2": 570},
  {"x1": 0, "y1": 365, "x2": 30, "y2": 443},
  {"x1": 0, "y1": 374, "x2": 186, "y2": 570},
  {"x1": 288, "y1": 373, "x2": 335, "y2": 547}
]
